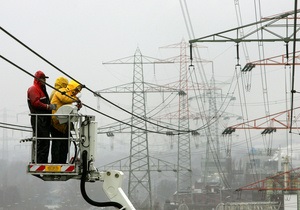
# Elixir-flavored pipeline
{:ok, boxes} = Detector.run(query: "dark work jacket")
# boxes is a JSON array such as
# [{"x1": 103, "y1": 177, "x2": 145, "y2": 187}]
[{"x1": 27, "y1": 77, "x2": 51, "y2": 135}]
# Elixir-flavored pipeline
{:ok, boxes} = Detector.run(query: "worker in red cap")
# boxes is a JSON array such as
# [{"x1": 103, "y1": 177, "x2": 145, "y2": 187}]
[{"x1": 27, "y1": 70, "x2": 56, "y2": 163}]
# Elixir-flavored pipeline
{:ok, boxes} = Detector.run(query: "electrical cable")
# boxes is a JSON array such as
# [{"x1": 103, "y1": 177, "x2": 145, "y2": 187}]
[
  {"x1": 188, "y1": 63, "x2": 240, "y2": 188},
  {"x1": 234, "y1": 64, "x2": 259, "y2": 182},
  {"x1": 234, "y1": 0, "x2": 253, "y2": 91},
  {"x1": 98, "y1": 92, "x2": 179, "y2": 133},
  {"x1": 0, "y1": 121, "x2": 31, "y2": 129},
  {"x1": 179, "y1": 0, "x2": 238, "y2": 188},
  {"x1": 254, "y1": 0, "x2": 272, "y2": 151},
  {"x1": 0, "y1": 121, "x2": 32, "y2": 132},
  {"x1": 0, "y1": 124, "x2": 31, "y2": 132},
  {"x1": 290, "y1": 0, "x2": 298, "y2": 132},
  {"x1": 0, "y1": 26, "x2": 192, "y2": 135},
  {"x1": 187, "y1": 40, "x2": 244, "y2": 189},
  {"x1": 0, "y1": 54, "x2": 192, "y2": 136}
]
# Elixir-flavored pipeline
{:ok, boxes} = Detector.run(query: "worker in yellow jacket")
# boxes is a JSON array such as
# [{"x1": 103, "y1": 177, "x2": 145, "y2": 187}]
[
  {"x1": 50, "y1": 76, "x2": 68, "y2": 101},
  {"x1": 50, "y1": 79, "x2": 82, "y2": 163}
]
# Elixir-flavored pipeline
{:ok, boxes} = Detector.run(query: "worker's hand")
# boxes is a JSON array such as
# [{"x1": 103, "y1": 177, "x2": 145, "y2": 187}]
[
  {"x1": 76, "y1": 100, "x2": 82, "y2": 110},
  {"x1": 48, "y1": 104, "x2": 57, "y2": 110}
]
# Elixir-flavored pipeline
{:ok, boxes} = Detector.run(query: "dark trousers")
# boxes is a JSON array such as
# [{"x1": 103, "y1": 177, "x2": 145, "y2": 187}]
[
  {"x1": 51, "y1": 128, "x2": 69, "y2": 164},
  {"x1": 36, "y1": 136, "x2": 50, "y2": 163},
  {"x1": 31, "y1": 116, "x2": 50, "y2": 163}
]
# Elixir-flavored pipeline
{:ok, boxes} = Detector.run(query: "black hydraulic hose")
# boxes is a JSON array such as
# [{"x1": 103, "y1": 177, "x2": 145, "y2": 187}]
[
  {"x1": 80, "y1": 151, "x2": 125, "y2": 209},
  {"x1": 70, "y1": 141, "x2": 77, "y2": 164}
]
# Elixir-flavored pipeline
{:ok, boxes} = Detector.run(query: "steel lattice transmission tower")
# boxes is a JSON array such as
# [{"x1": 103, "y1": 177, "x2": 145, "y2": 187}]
[
  {"x1": 202, "y1": 76, "x2": 231, "y2": 188},
  {"x1": 160, "y1": 40, "x2": 208, "y2": 200},
  {"x1": 128, "y1": 48, "x2": 151, "y2": 208},
  {"x1": 96, "y1": 47, "x2": 178, "y2": 209},
  {"x1": 190, "y1": 9, "x2": 300, "y2": 187},
  {"x1": 177, "y1": 41, "x2": 192, "y2": 195}
]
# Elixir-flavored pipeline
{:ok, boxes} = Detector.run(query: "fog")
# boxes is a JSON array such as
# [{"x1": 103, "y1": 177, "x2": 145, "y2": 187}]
[{"x1": 0, "y1": 0, "x2": 299, "y2": 209}]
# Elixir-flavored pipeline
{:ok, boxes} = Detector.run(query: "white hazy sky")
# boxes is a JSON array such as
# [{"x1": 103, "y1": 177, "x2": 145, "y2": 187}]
[
  {"x1": 2, "y1": 2, "x2": 300, "y2": 204},
  {"x1": 0, "y1": 0, "x2": 298, "y2": 138},
  {"x1": 2, "y1": 3, "x2": 300, "y2": 208}
]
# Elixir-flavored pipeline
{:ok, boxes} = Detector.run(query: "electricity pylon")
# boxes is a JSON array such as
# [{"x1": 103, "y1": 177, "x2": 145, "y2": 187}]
[
  {"x1": 190, "y1": 9, "x2": 300, "y2": 187},
  {"x1": 159, "y1": 40, "x2": 211, "y2": 202},
  {"x1": 95, "y1": 47, "x2": 180, "y2": 209}
]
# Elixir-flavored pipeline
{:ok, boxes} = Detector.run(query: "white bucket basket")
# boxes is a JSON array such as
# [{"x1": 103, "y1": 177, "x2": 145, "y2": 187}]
[{"x1": 55, "y1": 104, "x2": 79, "y2": 124}]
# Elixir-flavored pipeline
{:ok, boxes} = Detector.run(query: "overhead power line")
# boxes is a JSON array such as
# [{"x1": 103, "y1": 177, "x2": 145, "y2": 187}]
[
  {"x1": 0, "y1": 54, "x2": 189, "y2": 135},
  {"x1": 0, "y1": 121, "x2": 31, "y2": 132},
  {"x1": 0, "y1": 26, "x2": 194, "y2": 135}
]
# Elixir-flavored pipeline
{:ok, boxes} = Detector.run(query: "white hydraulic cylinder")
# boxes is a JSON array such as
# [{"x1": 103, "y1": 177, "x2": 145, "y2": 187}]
[
  {"x1": 102, "y1": 170, "x2": 136, "y2": 210},
  {"x1": 81, "y1": 119, "x2": 97, "y2": 162}
]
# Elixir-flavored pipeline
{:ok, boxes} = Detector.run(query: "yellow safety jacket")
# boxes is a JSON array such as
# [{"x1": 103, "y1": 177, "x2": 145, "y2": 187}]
[{"x1": 51, "y1": 80, "x2": 81, "y2": 133}]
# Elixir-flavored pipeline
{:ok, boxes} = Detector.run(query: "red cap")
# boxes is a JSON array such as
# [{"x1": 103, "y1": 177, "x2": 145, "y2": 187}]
[{"x1": 35, "y1": 70, "x2": 49, "y2": 79}]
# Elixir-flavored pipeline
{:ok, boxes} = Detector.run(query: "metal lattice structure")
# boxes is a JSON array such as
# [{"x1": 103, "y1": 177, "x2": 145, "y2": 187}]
[
  {"x1": 189, "y1": 8, "x2": 300, "y2": 189},
  {"x1": 203, "y1": 77, "x2": 220, "y2": 186},
  {"x1": 189, "y1": 10, "x2": 300, "y2": 44},
  {"x1": 128, "y1": 48, "x2": 152, "y2": 207},
  {"x1": 159, "y1": 40, "x2": 215, "y2": 201},
  {"x1": 96, "y1": 47, "x2": 180, "y2": 209},
  {"x1": 176, "y1": 41, "x2": 192, "y2": 196}
]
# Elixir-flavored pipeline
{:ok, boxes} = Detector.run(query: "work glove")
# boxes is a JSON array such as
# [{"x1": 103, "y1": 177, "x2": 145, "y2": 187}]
[
  {"x1": 48, "y1": 104, "x2": 57, "y2": 110},
  {"x1": 76, "y1": 100, "x2": 82, "y2": 110}
]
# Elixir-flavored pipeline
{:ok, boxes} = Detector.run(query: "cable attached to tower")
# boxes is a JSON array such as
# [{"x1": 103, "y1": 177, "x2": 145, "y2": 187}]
[
  {"x1": 290, "y1": 0, "x2": 298, "y2": 133},
  {"x1": 0, "y1": 26, "x2": 194, "y2": 135}
]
